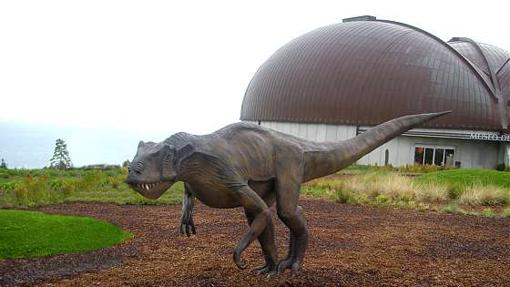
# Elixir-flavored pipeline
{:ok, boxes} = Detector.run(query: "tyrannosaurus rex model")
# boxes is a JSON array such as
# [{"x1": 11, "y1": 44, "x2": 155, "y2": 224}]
[{"x1": 125, "y1": 111, "x2": 449, "y2": 276}]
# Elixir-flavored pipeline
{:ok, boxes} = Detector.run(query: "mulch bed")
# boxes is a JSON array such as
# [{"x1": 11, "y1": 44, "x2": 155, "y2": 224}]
[{"x1": 1, "y1": 199, "x2": 509, "y2": 286}]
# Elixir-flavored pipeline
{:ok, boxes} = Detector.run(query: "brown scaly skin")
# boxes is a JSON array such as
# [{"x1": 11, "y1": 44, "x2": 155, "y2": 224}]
[{"x1": 125, "y1": 111, "x2": 450, "y2": 276}]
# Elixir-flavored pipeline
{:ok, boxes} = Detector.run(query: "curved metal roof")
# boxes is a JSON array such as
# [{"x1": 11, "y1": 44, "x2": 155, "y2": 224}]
[
  {"x1": 449, "y1": 38, "x2": 510, "y2": 130},
  {"x1": 240, "y1": 18, "x2": 510, "y2": 132}
]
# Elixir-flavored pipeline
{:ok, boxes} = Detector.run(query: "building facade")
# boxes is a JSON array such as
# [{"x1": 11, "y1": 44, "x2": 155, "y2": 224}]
[{"x1": 241, "y1": 16, "x2": 510, "y2": 169}]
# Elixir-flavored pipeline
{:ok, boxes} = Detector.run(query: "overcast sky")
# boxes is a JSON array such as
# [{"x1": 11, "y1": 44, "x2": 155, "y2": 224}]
[{"x1": 1, "y1": 0, "x2": 509, "y2": 136}]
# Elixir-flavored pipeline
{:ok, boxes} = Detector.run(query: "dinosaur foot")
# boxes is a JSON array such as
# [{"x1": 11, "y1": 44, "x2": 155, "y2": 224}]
[
  {"x1": 251, "y1": 264, "x2": 277, "y2": 277},
  {"x1": 233, "y1": 250, "x2": 247, "y2": 270},
  {"x1": 276, "y1": 258, "x2": 301, "y2": 276}
]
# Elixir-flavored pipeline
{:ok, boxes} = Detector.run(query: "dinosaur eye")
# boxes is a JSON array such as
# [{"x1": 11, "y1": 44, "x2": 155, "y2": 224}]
[{"x1": 130, "y1": 161, "x2": 144, "y2": 175}]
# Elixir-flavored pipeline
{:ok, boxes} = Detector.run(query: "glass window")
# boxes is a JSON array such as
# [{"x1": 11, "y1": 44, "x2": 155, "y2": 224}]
[
  {"x1": 445, "y1": 149, "x2": 455, "y2": 166},
  {"x1": 434, "y1": 149, "x2": 444, "y2": 166},
  {"x1": 424, "y1": 148, "x2": 434, "y2": 164},
  {"x1": 414, "y1": 147, "x2": 424, "y2": 164},
  {"x1": 414, "y1": 145, "x2": 455, "y2": 166}
]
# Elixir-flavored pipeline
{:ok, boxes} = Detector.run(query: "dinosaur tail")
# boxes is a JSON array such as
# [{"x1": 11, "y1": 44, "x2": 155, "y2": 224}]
[{"x1": 303, "y1": 111, "x2": 451, "y2": 182}]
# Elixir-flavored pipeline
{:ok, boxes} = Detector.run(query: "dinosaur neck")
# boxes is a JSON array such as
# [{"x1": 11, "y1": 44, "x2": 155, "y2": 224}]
[{"x1": 302, "y1": 111, "x2": 450, "y2": 182}]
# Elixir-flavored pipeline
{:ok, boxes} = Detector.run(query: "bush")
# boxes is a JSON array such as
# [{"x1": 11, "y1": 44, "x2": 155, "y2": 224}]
[
  {"x1": 49, "y1": 178, "x2": 77, "y2": 195},
  {"x1": 495, "y1": 163, "x2": 506, "y2": 171},
  {"x1": 10, "y1": 176, "x2": 64, "y2": 207},
  {"x1": 0, "y1": 167, "x2": 183, "y2": 208},
  {"x1": 77, "y1": 170, "x2": 103, "y2": 192}
]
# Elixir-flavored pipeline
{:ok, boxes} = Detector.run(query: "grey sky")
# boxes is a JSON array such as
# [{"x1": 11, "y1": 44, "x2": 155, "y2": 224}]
[{"x1": 1, "y1": 0, "x2": 509, "y2": 136}]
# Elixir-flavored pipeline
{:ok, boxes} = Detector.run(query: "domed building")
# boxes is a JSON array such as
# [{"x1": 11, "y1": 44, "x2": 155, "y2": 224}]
[{"x1": 241, "y1": 16, "x2": 510, "y2": 169}]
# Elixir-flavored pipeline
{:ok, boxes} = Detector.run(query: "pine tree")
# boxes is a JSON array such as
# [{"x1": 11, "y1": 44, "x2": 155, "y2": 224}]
[
  {"x1": 50, "y1": 139, "x2": 73, "y2": 169},
  {"x1": 0, "y1": 158, "x2": 7, "y2": 169}
]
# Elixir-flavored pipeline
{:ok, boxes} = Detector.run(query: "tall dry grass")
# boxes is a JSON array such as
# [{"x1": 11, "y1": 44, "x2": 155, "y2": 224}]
[{"x1": 304, "y1": 170, "x2": 509, "y2": 214}]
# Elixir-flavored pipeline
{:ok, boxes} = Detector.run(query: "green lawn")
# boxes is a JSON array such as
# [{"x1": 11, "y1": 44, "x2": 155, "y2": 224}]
[
  {"x1": 415, "y1": 169, "x2": 510, "y2": 188},
  {"x1": 0, "y1": 209, "x2": 132, "y2": 259}
]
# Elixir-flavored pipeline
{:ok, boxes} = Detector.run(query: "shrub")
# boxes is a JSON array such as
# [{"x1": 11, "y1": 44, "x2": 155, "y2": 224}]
[
  {"x1": 77, "y1": 170, "x2": 103, "y2": 192},
  {"x1": 49, "y1": 178, "x2": 77, "y2": 195},
  {"x1": 495, "y1": 163, "x2": 506, "y2": 171},
  {"x1": 10, "y1": 176, "x2": 64, "y2": 207}
]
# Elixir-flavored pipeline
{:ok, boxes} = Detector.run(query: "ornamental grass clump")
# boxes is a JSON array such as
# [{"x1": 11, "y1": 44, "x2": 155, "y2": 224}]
[{"x1": 459, "y1": 185, "x2": 509, "y2": 206}]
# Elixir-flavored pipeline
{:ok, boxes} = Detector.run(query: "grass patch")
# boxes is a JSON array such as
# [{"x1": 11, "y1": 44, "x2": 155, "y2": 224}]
[
  {"x1": 442, "y1": 203, "x2": 466, "y2": 215},
  {"x1": 415, "y1": 169, "x2": 510, "y2": 188},
  {"x1": 0, "y1": 210, "x2": 132, "y2": 259},
  {"x1": 304, "y1": 168, "x2": 510, "y2": 217},
  {"x1": 481, "y1": 208, "x2": 496, "y2": 218},
  {"x1": 459, "y1": 185, "x2": 509, "y2": 206},
  {"x1": 0, "y1": 168, "x2": 184, "y2": 208}
]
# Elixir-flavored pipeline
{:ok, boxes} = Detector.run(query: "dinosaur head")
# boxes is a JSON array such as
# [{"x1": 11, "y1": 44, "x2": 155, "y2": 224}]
[{"x1": 125, "y1": 141, "x2": 177, "y2": 199}]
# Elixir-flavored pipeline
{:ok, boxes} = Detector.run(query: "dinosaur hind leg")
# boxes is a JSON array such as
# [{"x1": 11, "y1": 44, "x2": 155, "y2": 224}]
[
  {"x1": 245, "y1": 208, "x2": 278, "y2": 275},
  {"x1": 275, "y1": 180, "x2": 309, "y2": 275},
  {"x1": 233, "y1": 185, "x2": 272, "y2": 270}
]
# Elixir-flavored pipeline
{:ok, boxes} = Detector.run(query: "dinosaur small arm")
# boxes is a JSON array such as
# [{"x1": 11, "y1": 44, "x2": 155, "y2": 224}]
[{"x1": 125, "y1": 111, "x2": 450, "y2": 276}]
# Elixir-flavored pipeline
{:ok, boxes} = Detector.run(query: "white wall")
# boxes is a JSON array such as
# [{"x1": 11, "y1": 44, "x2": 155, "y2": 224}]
[
  {"x1": 357, "y1": 135, "x2": 500, "y2": 169},
  {"x1": 251, "y1": 121, "x2": 502, "y2": 169},
  {"x1": 256, "y1": 121, "x2": 357, "y2": 142}
]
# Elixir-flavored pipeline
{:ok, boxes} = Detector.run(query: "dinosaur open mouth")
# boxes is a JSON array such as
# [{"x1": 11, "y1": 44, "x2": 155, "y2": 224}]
[
  {"x1": 130, "y1": 181, "x2": 173, "y2": 199},
  {"x1": 135, "y1": 182, "x2": 166, "y2": 191}
]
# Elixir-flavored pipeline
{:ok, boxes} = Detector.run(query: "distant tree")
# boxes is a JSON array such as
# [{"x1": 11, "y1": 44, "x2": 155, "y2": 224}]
[
  {"x1": 0, "y1": 158, "x2": 7, "y2": 169},
  {"x1": 122, "y1": 160, "x2": 130, "y2": 169},
  {"x1": 50, "y1": 139, "x2": 73, "y2": 170}
]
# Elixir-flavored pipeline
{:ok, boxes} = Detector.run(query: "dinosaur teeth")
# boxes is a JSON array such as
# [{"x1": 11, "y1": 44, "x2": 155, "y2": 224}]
[{"x1": 137, "y1": 182, "x2": 162, "y2": 190}]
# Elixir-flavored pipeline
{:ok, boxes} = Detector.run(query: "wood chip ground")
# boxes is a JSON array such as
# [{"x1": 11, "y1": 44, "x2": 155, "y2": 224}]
[{"x1": 1, "y1": 199, "x2": 509, "y2": 286}]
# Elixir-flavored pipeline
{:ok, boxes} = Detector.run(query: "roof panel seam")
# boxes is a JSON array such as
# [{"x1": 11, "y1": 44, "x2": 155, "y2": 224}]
[{"x1": 376, "y1": 20, "x2": 498, "y2": 101}]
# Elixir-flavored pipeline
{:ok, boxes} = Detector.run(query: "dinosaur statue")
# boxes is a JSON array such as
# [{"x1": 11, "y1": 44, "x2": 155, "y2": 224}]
[{"x1": 125, "y1": 111, "x2": 449, "y2": 276}]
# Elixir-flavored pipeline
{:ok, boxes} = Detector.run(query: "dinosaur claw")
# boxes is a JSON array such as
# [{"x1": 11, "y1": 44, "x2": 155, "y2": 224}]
[
  {"x1": 276, "y1": 259, "x2": 301, "y2": 276},
  {"x1": 233, "y1": 251, "x2": 247, "y2": 270},
  {"x1": 276, "y1": 259, "x2": 292, "y2": 275},
  {"x1": 251, "y1": 264, "x2": 278, "y2": 277}
]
